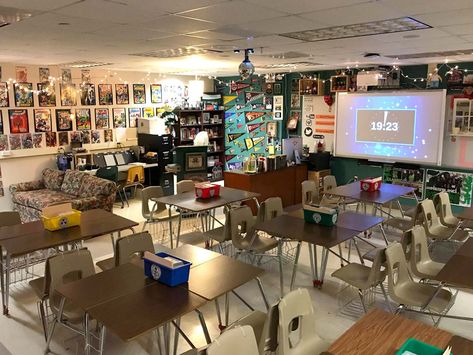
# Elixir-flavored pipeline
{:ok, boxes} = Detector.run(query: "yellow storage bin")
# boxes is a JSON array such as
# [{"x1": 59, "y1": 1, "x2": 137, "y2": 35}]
[{"x1": 42, "y1": 210, "x2": 81, "y2": 231}]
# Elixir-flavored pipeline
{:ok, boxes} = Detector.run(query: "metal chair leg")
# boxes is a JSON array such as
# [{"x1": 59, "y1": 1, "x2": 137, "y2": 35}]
[
  {"x1": 358, "y1": 289, "x2": 368, "y2": 313},
  {"x1": 38, "y1": 300, "x2": 48, "y2": 342},
  {"x1": 45, "y1": 297, "x2": 65, "y2": 353}
]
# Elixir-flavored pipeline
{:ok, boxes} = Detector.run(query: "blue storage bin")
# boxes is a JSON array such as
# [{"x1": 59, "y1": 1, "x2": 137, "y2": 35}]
[{"x1": 144, "y1": 252, "x2": 192, "y2": 287}]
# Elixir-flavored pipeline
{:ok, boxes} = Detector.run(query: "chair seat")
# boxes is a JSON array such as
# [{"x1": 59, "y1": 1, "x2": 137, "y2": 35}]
[
  {"x1": 393, "y1": 282, "x2": 452, "y2": 313},
  {"x1": 384, "y1": 217, "x2": 413, "y2": 231},
  {"x1": 428, "y1": 225, "x2": 469, "y2": 241},
  {"x1": 96, "y1": 257, "x2": 115, "y2": 271},
  {"x1": 242, "y1": 234, "x2": 279, "y2": 253},
  {"x1": 404, "y1": 206, "x2": 418, "y2": 219},
  {"x1": 204, "y1": 226, "x2": 227, "y2": 243},
  {"x1": 332, "y1": 263, "x2": 385, "y2": 290},
  {"x1": 29, "y1": 277, "x2": 46, "y2": 300},
  {"x1": 416, "y1": 260, "x2": 445, "y2": 279},
  {"x1": 225, "y1": 310, "x2": 267, "y2": 344},
  {"x1": 144, "y1": 208, "x2": 180, "y2": 221},
  {"x1": 442, "y1": 215, "x2": 460, "y2": 228}
]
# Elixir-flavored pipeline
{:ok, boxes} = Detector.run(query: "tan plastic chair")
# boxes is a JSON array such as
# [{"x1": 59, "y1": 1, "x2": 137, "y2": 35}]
[
  {"x1": 45, "y1": 249, "x2": 96, "y2": 352},
  {"x1": 301, "y1": 180, "x2": 319, "y2": 205},
  {"x1": 257, "y1": 196, "x2": 284, "y2": 222},
  {"x1": 419, "y1": 199, "x2": 468, "y2": 241},
  {"x1": 141, "y1": 186, "x2": 179, "y2": 233},
  {"x1": 322, "y1": 175, "x2": 358, "y2": 209},
  {"x1": 176, "y1": 180, "x2": 195, "y2": 194},
  {"x1": 29, "y1": 257, "x2": 52, "y2": 340},
  {"x1": 434, "y1": 191, "x2": 473, "y2": 230},
  {"x1": 0, "y1": 211, "x2": 22, "y2": 226},
  {"x1": 384, "y1": 242, "x2": 453, "y2": 325},
  {"x1": 404, "y1": 226, "x2": 445, "y2": 280},
  {"x1": 277, "y1": 288, "x2": 330, "y2": 355},
  {"x1": 207, "y1": 326, "x2": 259, "y2": 355},
  {"x1": 332, "y1": 248, "x2": 389, "y2": 313}
]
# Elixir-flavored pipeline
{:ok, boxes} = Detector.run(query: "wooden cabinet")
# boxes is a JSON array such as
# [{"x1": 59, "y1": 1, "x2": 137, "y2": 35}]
[{"x1": 224, "y1": 165, "x2": 308, "y2": 213}]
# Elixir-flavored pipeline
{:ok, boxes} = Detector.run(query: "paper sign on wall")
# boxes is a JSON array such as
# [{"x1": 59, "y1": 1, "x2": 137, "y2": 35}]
[{"x1": 273, "y1": 95, "x2": 283, "y2": 121}]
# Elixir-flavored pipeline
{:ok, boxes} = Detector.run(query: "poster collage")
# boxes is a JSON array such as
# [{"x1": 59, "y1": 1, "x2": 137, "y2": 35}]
[
  {"x1": 218, "y1": 76, "x2": 282, "y2": 170},
  {"x1": 383, "y1": 165, "x2": 473, "y2": 207},
  {"x1": 0, "y1": 66, "x2": 169, "y2": 151}
]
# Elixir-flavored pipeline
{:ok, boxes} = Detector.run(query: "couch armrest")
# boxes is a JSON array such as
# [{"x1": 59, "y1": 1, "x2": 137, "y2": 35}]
[
  {"x1": 70, "y1": 196, "x2": 102, "y2": 211},
  {"x1": 9, "y1": 180, "x2": 45, "y2": 193}
]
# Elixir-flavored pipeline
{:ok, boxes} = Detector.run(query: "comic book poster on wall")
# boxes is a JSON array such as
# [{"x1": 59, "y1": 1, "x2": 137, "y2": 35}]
[
  {"x1": 425, "y1": 169, "x2": 473, "y2": 207},
  {"x1": 383, "y1": 166, "x2": 425, "y2": 199}
]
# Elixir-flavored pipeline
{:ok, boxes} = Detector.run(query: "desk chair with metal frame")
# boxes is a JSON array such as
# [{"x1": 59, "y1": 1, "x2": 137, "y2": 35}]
[
  {"x1": 434, "y1": 191, "x2": 473, "y2": 230},
  {"x1": 96, "y1": 166, "x2": 127, "y2": 208},
  {"x1": 322, "y1": 175, "x2": 359, "y2": 210},
  {"x1": 121, "y1": 165, "x2": 145, "y2": 206}
]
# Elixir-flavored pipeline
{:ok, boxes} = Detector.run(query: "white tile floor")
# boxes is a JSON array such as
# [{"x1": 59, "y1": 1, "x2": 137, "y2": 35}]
[{"x1": 1, "y1": 199, "x2": 472, "y2": 355}]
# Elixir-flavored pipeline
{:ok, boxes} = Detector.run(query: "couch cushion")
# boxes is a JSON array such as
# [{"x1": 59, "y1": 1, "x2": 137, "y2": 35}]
[
  {"x1": 42, "y1": 168, "x2": 65, "y2": 191},
  {"x1": 12, "y1": 189, "x2": 76, "y2": 211},
  {"x1": 61, "y1": 170, "x2": 86, "y2": 196},
  {"x1": 77, "y1": 174, "x2": 115, "y2": 198}
]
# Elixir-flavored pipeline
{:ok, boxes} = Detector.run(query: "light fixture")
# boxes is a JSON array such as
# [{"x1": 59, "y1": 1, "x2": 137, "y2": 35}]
[{"x1": 238, "y1": 49, "x2": 255, "y2": 80}]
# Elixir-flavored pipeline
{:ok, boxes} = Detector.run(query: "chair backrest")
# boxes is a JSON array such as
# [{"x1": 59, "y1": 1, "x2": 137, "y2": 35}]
[
  {"x1": 406, "y1": 226, "x2": 434, "y2": 278},
  {"x1": 301, "y1": 180, "x2": 318, "y2": 205},
  {"x1": 385, "y1": 242, "x2": 415, "y2": 306},
  {"x1": 419, "y1": 199, "x2": 442, "y2": 231},
  {"x1": 229, "y1": 206, "x2": 256, "y2": 250},
  {"x1": 0, "y1": 211, "x2": 21, "y2": 226},
  {"x1": 323, "y1": 175, "x2": 337, "y2": 192},
  {"x1": 126, "y1": 165, "x2": 145, "y2": 184},
  {"x1": 48, "y1": 249, "x2": 95, "y2": 314},
  {"x1": 176, "y1": 180, "x2": 195, "y2": 194},
  {"x1": 433, "y1": 192, "x2": 457, "y2": 225},
  {"x1": 96, "y1": 166, "x2": 119, "y2": 182},
  {"x1": 207, "y1": 326, "x2": 259, "y2": 355},
  {"x1": 257, "y1": 197, "x2": 283, "y2": 222},
  {"x1": 367, "y1": 248, "x2": 387, "y2": 286},
  {"x1": 277, "y1": 288, "x2": 322, "y2": 355},
  {"x1": 116, "y1": 232, "x2": 155, "y2": 266},
  {"x1": 141, "y1": 186, "x2": 166, "y2": 218}
]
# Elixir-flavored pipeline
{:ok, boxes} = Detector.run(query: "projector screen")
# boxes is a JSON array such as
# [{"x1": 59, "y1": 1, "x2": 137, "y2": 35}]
[{"x1": 334, "y1": 90, "x2": 446, "y2": 165}]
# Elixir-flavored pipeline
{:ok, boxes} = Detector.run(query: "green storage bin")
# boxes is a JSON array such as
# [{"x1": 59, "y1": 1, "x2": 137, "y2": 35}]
[
  {"x1": 395, "y1": 338, "x2": 448, "y2": 355},
  {"x1": 303, "y1": 207, "x2": 338, "y2": 226}
]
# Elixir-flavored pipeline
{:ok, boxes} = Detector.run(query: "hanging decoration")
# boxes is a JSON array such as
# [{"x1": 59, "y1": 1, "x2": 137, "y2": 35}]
[{"x1": 238, "y1": 48, "x2": 255, "y2": 80}]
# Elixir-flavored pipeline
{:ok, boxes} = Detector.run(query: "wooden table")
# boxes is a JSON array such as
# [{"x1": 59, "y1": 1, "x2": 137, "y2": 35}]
[
  {"x1": 0, "y1": 209, "x2": 138, "y2": 315},
  {"x1": 56, "y1": 245, "x2": 266, "y2": 354},
  {"x1": 458, "y1": 206, "x2": 473, "y2": 221},
  {"x1": 254, "y1": 211, "x2": 384, "y2": 288},
  {"x1": 434, "y1": 238, "x2": 473, "y2": 289},
  {"x1": 153, "y1": 187, "x2": 260, "y2": 248},
  {"x1": 328, "y1": 308, "x2": 473, "y2": 355}
]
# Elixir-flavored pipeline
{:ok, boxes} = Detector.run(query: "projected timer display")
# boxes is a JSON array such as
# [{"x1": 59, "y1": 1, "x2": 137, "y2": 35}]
[{"x1": 356, "y1": 109, "x2": 416, "y2": 145}]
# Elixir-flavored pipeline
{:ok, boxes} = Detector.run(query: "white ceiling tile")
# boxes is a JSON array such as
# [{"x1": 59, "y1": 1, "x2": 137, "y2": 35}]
[
  {"x1": 0, "y1": 0, "x2": 79, "y2": 11},
  {"x1": 379, "y1": 0, "x2": 473, "y2": 16},
  {"x1": 440, "y1": 24, "x2": 473, "y2": 36},
  {"x1": 143, "y1": 14, "x2": 218, "y2": 34},
  {"x1": 186, "y1": 30, "x2": 244, "y2": 41},
  {"x1": 144, "y1": 35, "x2": 211, "y2": 49},
  {"x1": 243, "y1": 0, "x2": 371, "y2": 15},
  {"x1": 177, "y1": 2, "x2": 288, "y2": 25},
  {"x1": 239, "y1": 15, "x2": 326, "y2": 34},
  {"x1": 120, "y1": 0, "x2": 230, "y2": 14},
  {"x1": 227, "y1": 35, "x2": 303, "y2": 49},
  {"x1": 415, "y1": 9, "x2": 473, "y2": 27}
]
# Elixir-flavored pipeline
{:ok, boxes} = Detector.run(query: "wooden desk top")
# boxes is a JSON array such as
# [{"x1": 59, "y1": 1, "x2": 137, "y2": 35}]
[
  {"x1": 327, "y1": 182, "x2": 415, "y2": 204},
  {"x1": 455, "y1": 238, "x2": 473, "y2": 258},
  {"x1": 87, "y1": 282, "x2": 206, "y2": 342},
  {"x1": 0, "y1": 209, "x2": 138, "y2": 257},
  {"x1": 186, "y1": 255, "x2": 264, "y2": 300},
  {"x1": 254, "y1": 214, "x2": 359, "y2": 248},
  {"x1": 350, "y1": 189, "x2": 403, "y2": 205},
  {"x1": 458, "y1": 206, "x2": 473, "y2": 221},
  {"x1": 56, "y1": 263, "x2": 154, "y2": 311},
  {"x1": 328, "y1": 308, "x2": 473, "y2": 355},
  {"x1": 153, "y1": 187, "x2": 260, "y2": 212},
  {"x1": 435, "y1": 254, "x2": 473, "y2": 289},
  {"x1": 155, "y1": 243, "x2": 221, "y2": 268}
]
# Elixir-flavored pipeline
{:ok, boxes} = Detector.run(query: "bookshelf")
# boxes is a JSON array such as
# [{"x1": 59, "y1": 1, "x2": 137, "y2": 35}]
[{"x1": 175, "y1": 109, "x2": 225, "y2": 180}]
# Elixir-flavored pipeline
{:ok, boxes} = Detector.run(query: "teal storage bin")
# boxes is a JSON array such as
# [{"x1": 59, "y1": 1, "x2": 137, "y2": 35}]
[
  {"x1": 303, "y1": 207, "x2": 338, "y2": 226},
  {"x1": 395, "y1": 338, "x2": 449, "y2": 355}
]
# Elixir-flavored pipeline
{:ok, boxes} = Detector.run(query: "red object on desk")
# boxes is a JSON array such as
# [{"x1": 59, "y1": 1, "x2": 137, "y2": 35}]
[
  {"x1": 195, "y1": 183, "x2": 220, "y2": 199},
  {"x1": 360, "y1": 177, "x2": 382, "y2": 192}
]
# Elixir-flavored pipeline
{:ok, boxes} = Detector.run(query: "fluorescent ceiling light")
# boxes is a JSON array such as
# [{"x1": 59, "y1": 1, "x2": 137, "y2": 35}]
[
  {"x1": 60, "y1": 61, "x2": 113, "y2": 68},
  {"x1": 156, "y1": 55, "x2": 234, "y2": 75},
  {"x1": 280, "y1": 17, "x2": 431, "y2": 42},
  {"x1": 385, "y1": 49, "x2": 473, "y2": 60},
  {"x1": 131, "y1": 47, "x2": 223, "y2": 59}
]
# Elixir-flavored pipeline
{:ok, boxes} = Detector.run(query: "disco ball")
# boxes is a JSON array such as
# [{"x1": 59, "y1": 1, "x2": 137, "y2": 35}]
[{"x1": 239, "y1": 58, "x2": 255, "y2": 79}]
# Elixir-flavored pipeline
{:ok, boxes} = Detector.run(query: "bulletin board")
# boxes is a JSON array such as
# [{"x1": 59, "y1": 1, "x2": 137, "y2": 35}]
[{"x1": 301, "y1": 95, "x2": 335, "y2": 153}]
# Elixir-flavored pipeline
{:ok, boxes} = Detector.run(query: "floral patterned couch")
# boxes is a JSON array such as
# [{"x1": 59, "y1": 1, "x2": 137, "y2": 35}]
[{"x1": 9, "y1": 168, "x2": 117, "y2": 222}]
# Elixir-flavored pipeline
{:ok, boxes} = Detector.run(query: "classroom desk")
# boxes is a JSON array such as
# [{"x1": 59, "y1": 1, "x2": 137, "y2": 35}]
[
  {"x1": 434, "y1": 238, "x2": 473, "y2": 289},
  {"x1": 458, "y1": 206, "x2": 473, "y2": 221},
  {"x1": 154, "y1": 187, "x2": 260, "y2": 248},
  {"x1": 0, "y1": 209, "x2": 137, "y2": 315},
  {"x1": 328, "y1": 308, "x2": 473, "y2": 355},
  {"x1": 254, "y1": 211, "x2": 384, "y2": 288}
]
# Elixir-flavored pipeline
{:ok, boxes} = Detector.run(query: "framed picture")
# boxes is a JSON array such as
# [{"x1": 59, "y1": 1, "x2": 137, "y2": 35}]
[
  {"x1": 39, "y1": 67, "x2": 50, "y2": 83},
  {"x1": 95, "y1": 108, "x2": 109, "y2": 129},
  {"x1": 9, "y1": 134, "x2": 21, "y2": 150},
  {"x1": 186, "y1": 152, "x2": 205, "y2": 171},
  {"x1": 8, "y1": 109, "x2": 29, "y2": 133},
  {"x1": 45, "y1": 131, "x2": 57, "y2": 147},
  {"x1": 80, "y1": 83, "x2": 96, "y2": 105},
  {"x1": 33, "y1": 109, "x2": 52, "y2": 132},
  {"x1": 61, "y1": 69, "x2": 72, "y2": 83},
  {"x1": 98, "y1": 84, "x2": 113, "y2": 105},
  {"x1": 150, "y1": 84, "x2": 162, "y2": 104},
  {"x1": 91, "y1": 130, "x2": 100, "y2": 144},
  {"x1": 266, "y1": 121, "x2": 277, "y2": 137},
  {"x1": 112, "y1": 108, "x2": 126, "y2": 128},
  {"x1": 290, "y1": 94, "x2": 300, "y2": 108},
  {"x1": 133, "y1": 84, "x2": 146, "y2": 104},
  {"x1": 0, "y1": 111, "x2": 3, "y2": 134},
  {"x1": 128, "y1": 107, "x2": 141, "y2": 128},
  {"x1": 32, "y1": 133, "x2": 43, "y2": 148},
  {"x1": 60, "y1": 83, "x2": 77, "y2": 106},
  {"x1": 37, "y1": 82, "x2": 56, "y2": 107},
  {"x1": 287, "y1": 112, "x2": 300, "y2": 130},
  {"x1": 273, "y1": 83, "x2": 282, "y2": 95},
  {"x1": 55, "y1": 109, "x2": 73, "y2": 131},
  {"x1": 104, "y1": 129, "x2": 113, "y2": 142},
  {"x1": 58, "y1": 131, "x2": 69, "y2": 146},
  {"x1": 14, "y1": 82, "x2": 33, "y2": 107},
  {"x1": 0, "y1": 82, "x2": 9, "y2": 107},
  {"x1": 75, "y1": 108, "x2": 91, "y2": 130},
  {"x1": 115, "y1": 84, "x2": 129, "y2": 104},
  {"x1": 142, "y1": 107, "x2": 154, "y2": 118}
]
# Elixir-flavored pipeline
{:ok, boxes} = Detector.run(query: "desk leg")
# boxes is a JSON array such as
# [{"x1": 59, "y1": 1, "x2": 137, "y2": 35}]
[
  {"x1": 215, "y1": 298, "x2": 224, "y2": 330},
  {"x1": 172, "y1": 319, "x2": 196, "y2": 350},
  {"x1": 352, "y1": 237, "x2": 365, "y2": 265},
  {"x1": 98, "y1": 324, "x2": 106, "y2": 355},
  {"x1": 176, "y1": 213, "x2": 182, "y2": 248},
  {"x1": 256, "y1": 277, "x2": 269, "y2": 311},
  {"x1": 290, "y1": 242, "x2": 302, "y2": 291},
  {"x1": 319, "y1": 248, "x2": 330, "y2": 285},
  {"x1": 277, "y1": 241, "x2": 284, "y2": 297},
  {"x1": 200, "y1": 213, "x2": 210, "y2": 249},
  {"x1": 0, "y1": 247, "x2": 5, "y2": 315},
  {"x1": 84, "y1": 312, "x2": 90, "y2": 355},
  {"x1": 196, "y1": 309, "x2": 211, "y2": 344},
  {"x1": 3, "y1": 253, "x2": 10, "y2": 315},
  {"x1": 224, "y1": 292, "x2": 230, "y2": 327},
  {"x1": 168, "y1": 208, "x2": 174, "y2": 249},
  {"x1": 173, "y1": 317, "x2": 180, "y2": 355}
]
